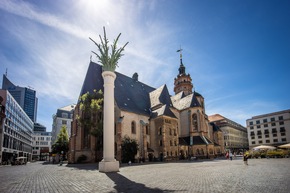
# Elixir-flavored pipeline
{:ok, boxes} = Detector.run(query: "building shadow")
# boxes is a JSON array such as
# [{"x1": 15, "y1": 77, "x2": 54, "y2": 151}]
[{"x1": 106, "y1": 172, "x2": 175, "y2": 193}]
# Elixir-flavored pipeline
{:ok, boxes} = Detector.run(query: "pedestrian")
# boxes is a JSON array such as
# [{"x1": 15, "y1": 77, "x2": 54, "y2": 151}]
[
  {"x1": 243, "y1": 154, "x2": 248, "y2": 165},
  {"x1": 225, "y1": 152, "x2": 229, "y2": 160},
  {"x1": 229, "y1": 152, "x2": 233, "y2": 161}
]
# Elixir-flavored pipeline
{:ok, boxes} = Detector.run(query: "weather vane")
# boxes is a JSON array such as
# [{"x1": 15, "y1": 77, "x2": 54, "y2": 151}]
[{"x1": 176, "y1": 46, "x2": 183, "y2": 59}]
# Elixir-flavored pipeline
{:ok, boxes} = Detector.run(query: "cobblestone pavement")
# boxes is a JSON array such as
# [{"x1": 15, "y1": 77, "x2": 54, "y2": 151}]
[{"x1": 0, "y1": 158, "x2": 290, "y2": 193}]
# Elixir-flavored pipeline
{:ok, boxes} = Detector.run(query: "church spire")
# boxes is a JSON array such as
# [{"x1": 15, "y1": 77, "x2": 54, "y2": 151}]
[
  {"x1": 174, "y1": 48, "x2": 193, "y2": 96},
  {"x1": 177, "y1": 47, "x2": 185, "y2": 75}
]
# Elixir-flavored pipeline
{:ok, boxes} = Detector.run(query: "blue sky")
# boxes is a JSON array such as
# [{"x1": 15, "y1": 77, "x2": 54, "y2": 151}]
[{"x1": 1, "y1": 0, "x2": 290, "y2": 131}]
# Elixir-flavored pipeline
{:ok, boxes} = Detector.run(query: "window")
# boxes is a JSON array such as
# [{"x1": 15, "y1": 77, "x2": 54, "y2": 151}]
[
  {"x1": 159, "y1": 140, "x2": 163, "y2": 146},
  {"x1": 257, "y1": 125, "x2": 261, "y2": 128},
  {"x1": 258, "y1": 140, "x2": 262, "y2": 144},
  {"x1": 265, "y1": 134, "x2": 269, "y2": 138},
  {"x1": 250, "y1": 132, "x2": 255, "y2": 136},
  {"x1": 281, "y1": 133, "x2": 286, "y2": 136},
  {"x1": 271, "y1": 122, "x2": 276, "y2": 126},
  {"x1": 264, "y1": 124, "x2": 268, "y2": 128},
  {"x1": 251, "y1": 136, "x2": 255, "y2": 139},
  {"x1": 273, "y1": 139, "x2": 278, "y2": 143},
  {"x1": 280, "y1": 127, "x2": 285, "y2": 132},
  {"x1": 278, "y1": 116, "x2": 283, "y2": 120},
  {"x1": 266, "y1": 140, "x2": 270, "y2": 143},
  {"x1": 169, "y1": 128, "x2": 172, "y2": 135},
  {"x1": 159, "y1": 127, "x2": 162, "y2": 135},
  {"x1": 62, "y1": 113, "x2": 68, "y2": 118},
  {"x1": 249, "y1": 121, "x2": 253, "y2": 125},
  {"x1": 170, "y1": 140, "x2": 172, "y2": 146},
  {"x1": 271, "y1": 117, "x2": 275, "y2": 122},
  {"x1": 131, "y1": 121, "x2": 136, "y2": 134},
  {"x1": 192, "y1": 114, "x2": 198, "y2": 130},
  {"x1": 263, "y1": 119, "x2": 267, "y2": 123},
  {"x1": 256, "y1": 120, "x2": 260, "y2": 124},
  {"x1": 252, "y1": 141, "x2": 256, "y2": 145},
  {"x1": 272, "y1": 128, "x2": 277, "y2": 133},
  {"x1": 282, "y1": 138, "x2": 286, "y2": 142},
  {"x1": 279, "y1": 121, "x2": 284, "y2": 125},
  {"x1": 250, "y1": 126, "x2": 254, "y2": 130},
  {"x1": 258, "y1": 136, "x2": 262, "y2": 139},
  {"x1": 62, "y1": 120, "x2": 67, "y2": 125},
  {"x1": 145, "y1": 125, "x2": 149, "y2": 135},
  {"x1": 273, "y1": 134, "x2": 277, "y2": 137}
]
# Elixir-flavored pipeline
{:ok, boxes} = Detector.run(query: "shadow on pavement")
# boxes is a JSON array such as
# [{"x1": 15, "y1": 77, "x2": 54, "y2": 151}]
[
  {"x1": 106, "y1": 172, "x2": 175, "y2": 193},
  {"x1": 65, "y1": 163, "x2": 98, "y2": 171}
]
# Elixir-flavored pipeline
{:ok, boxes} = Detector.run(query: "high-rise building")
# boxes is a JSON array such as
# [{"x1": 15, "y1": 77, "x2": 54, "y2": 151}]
[
  {"x1": 51, "y1": 105, "x2": 75, "y2": 144},
  {"x1": 2, "y1": 75, "x2": 38, "y2": 122},
  {"x1": 246, "y1": 109, "x2": 290, "y2": 149},
  {"x1": 0, "y1": 89, "x2": 34, "y2": 164}
]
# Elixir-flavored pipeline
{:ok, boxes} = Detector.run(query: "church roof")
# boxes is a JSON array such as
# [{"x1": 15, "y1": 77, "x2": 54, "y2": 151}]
[
  {"x1": 151, "y1": 104, "x2": 177, "y2": 119},
  {"x1": 179, "y1": 135, "x2": 214, "y2": 146},
  {"x1": 149, "y1": 84, "x2": 173, "y2": 110},
  {"x1": 171, "y1": 93, "x2": 201, "y2": 110},
  {"x1": 80, "y1": 62, "x2": 156, "y2": 116}
]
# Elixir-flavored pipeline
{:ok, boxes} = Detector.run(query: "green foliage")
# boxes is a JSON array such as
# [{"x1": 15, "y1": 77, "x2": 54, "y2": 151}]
[
  {"x1": 52, "y1": 126, "x2": 69, "y2": 155},
  {"x1": 77, "y1": 89, "x2": 103, "y2": 137},
  {"x1": 89, "y1": 27, "x2": 129, "y2": 71},
  {"x1": 77, "y1": 154, "x2": 87, "y2": 163},
  {"x1": 121, "y1": 136, "x2": 139, "y2": 163}
]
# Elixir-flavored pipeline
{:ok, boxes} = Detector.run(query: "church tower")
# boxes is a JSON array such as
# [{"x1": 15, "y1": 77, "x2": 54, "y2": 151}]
[{"x1": 174, "y1": 50, "x2": 193, "y2": 96}]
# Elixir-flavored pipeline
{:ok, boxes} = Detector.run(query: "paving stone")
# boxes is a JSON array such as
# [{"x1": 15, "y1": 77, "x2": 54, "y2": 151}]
[{"x1": 0, "y1": 158, "x2": 290, "y2": 193}]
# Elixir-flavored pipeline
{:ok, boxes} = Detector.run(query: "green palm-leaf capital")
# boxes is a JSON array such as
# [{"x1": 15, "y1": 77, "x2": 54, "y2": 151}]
[{"x1": 90, "y1": 27, "x2": 129, "y2": 72}]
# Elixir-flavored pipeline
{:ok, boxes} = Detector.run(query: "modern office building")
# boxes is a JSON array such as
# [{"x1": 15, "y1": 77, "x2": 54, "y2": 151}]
[
  {"x1": 51, "y1": 104, "x2": 75, "y2": 144},
  {"x1": 0, "y1": 89, "x2": 34, "y2": 164},
  {"x1": 209, "y1": 114, "x2": 248, "y2": 153},
  {"x1": 2, "y1": 74, "x2": 38, "y2": 122},
  {"x1": 246, "y1": 109, "x2": 290, "y2": 149},
  {"x1": 32, "y1": 123, "x2": 51, "y2": 161}
]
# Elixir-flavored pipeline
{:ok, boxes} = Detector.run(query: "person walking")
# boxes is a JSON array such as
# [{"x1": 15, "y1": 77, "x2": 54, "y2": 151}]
[
  {"x1": 243, "y1": 154, "x2": 248, "y2": 165},
  {"x1": 229, "y1": 152, "x2": 233, "y2": 161}
]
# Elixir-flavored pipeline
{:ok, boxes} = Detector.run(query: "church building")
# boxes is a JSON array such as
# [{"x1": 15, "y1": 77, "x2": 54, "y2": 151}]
[{"x1": 68, "y1": 55, "x2": 224, "y2": 163}]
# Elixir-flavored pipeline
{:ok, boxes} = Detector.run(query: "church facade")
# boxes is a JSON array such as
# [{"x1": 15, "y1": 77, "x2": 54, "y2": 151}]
[{"x1": 68, "y1": 57, "x2": 225, "y2": 163}]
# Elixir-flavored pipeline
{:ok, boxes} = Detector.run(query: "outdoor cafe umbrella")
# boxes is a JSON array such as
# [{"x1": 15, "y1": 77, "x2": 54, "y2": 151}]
[
  {"x1": 278, "y1": 143, "x2": 290, "y2": 149},
  {"x1": 253, "y1": 145, "x2": 276, "y2": 150}
]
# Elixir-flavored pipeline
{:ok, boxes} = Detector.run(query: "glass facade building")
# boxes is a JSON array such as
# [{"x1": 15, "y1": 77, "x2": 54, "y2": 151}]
[
  {"x1": 2, "y1": 75, "x2": 38, "y2": 122},
  {"x1": 0, "y1": 90, "x2": 34, "y2": 164}
]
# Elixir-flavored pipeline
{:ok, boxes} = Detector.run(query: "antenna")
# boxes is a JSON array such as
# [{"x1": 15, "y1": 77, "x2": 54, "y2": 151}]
[{"x1": 5, "y1": 68, "x2": 7, "y2": 77}]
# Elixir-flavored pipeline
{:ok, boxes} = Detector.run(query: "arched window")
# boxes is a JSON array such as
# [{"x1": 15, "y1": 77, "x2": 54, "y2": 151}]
[
  {"x1": 131, "y1": 121, "x2": 136, "y2": 134},
  {"x1": 192, "y1": 114, "x2": 198, "y2": 130}
]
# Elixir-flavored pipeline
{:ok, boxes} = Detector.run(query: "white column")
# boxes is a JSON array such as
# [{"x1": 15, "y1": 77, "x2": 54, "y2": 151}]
[{"x1": 99, "y1": 71, "x2": 119, "y2": 172}]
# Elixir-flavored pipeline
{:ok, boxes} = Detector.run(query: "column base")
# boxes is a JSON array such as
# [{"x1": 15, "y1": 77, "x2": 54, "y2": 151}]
[{"x1": 99, "y1": 160, "x2": 119, "y2": 173}]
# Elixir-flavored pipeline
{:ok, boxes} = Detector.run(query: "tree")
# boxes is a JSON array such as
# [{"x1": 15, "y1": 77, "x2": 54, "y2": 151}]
[
  {"x1": 89, "y1": 27, "x2": 129, "y2": 72},
  {"x1": 77, "y1": 90, "x2": 104, "y2": 160},
  {"x1": 52, "y1": 126, "x2": 69, "y2": 157},
  {"x1": 121, "y1": 136, "x2": 139, "y2": 163}
]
